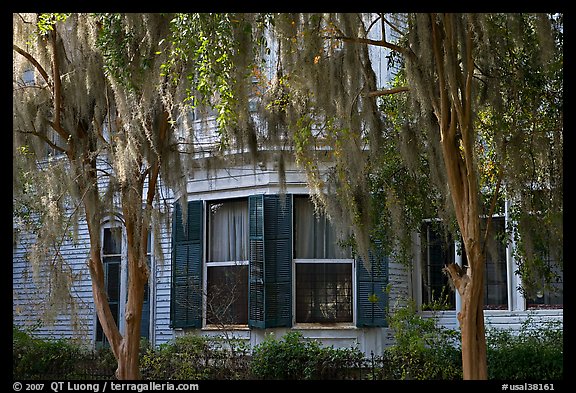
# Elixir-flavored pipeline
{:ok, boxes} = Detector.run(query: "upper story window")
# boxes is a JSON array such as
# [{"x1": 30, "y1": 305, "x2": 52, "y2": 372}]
[
  {"x1": 22, "y1": 67, "x2": 35, "y2": 86},
  {"x1": 294, "y1": 196, "x2": 353, "y2": 324}
]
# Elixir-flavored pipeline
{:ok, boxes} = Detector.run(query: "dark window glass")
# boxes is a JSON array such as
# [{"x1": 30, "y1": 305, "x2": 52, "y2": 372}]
[
  {"x1": 296, "y1": 263, "x2": 352, "y2": 323},
  {"x1": 421, "y1": 222, "x2": 456, "y2": 310},
  {"x1": 206, "y1": 265, "x2": 248, "y2": 325},
  {"x1": 103, "y1": 227, "x2": 122, "y2": 255},
  {"x1": 482, "y1": 217, "x2": 508, "y2": 309},
  {"x1": 526, "y1": 255, "x2": 563, "y2": 309}
]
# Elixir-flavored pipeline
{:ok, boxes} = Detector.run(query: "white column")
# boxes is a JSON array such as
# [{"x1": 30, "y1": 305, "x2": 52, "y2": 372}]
[
  {"x1": 454, "y1": 240, "x2": 462, "y2": 329},
  {"x1": 506, "y1": 199, "x2": 525, "y2": 311}
]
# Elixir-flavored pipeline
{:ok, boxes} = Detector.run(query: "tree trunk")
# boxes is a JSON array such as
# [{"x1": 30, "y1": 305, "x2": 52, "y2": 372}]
[
  {"x1": 455, "y1": 240, "x2": 488, "y2": 380},
  {"x1": 116, "y1": 243, "x2": 146, "y2": 380},
  {"x1": 429, "y1": 13, "x2": 488, "y2": 379}
]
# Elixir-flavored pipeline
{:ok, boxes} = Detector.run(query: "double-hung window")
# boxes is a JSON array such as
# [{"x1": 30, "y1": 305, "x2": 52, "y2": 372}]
[
  {"x1": 481, "y1": 216, "x2": 508, "y2": 309},
  {"x1": 422, "y1": 217, "x2": 508, "y2": 310},
  {"x1": 294, "y1": 196, "x2": 353, "y2": 324},
  {"x1": 206, "y1": 199, "x2": 249, "y2": 326}
]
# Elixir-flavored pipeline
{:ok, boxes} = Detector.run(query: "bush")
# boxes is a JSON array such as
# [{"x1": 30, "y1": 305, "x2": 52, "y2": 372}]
[
  {"x1": 250, "y1": 331, "x2": 365, "y2": 380},
  {"x1": 12, "y1": 325, "x2": 116, "y2": 380},
  {"x1": 486, "y1": 319, "x2": 563, "y2": 380},
  {"x1": 383, "y1": 301, "x2": 462, "y2": 380},
  {"x1": 140, "y1": 334, "x2": 250, "y2": 380}
]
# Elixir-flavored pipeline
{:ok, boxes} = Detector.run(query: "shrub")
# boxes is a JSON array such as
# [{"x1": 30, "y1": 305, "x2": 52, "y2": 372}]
[
  {"x1": 140, "y1": 334, "x2": 250, "y2": 380},
  {"x1": 12, "y1": 325, "x2": 116, "y2": 380},
  {"x1": 486, "y1": 319, "x2": 563, "y2": 380},
  {"x1": 383, "y1": 301, "x2": 462, "y2": 380},
  {"x1": 250, "y1": 331, "x2": 365, "y2": 380}
]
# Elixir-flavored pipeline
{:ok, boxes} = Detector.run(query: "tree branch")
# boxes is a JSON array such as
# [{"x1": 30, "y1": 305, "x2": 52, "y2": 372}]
[
  {"x1": 365, "y1": 86, "x2": 410, "y2": 97},
  {"x1": 16, "y1": 128, "x2": 67, "y2": 154},
  {"x1": 443, "y1": 263, "x2": 469, "y2": 297},
  {"x1": 328, "y1": 35, "x2": 411, "y2": 57},
  {"x1": 49, "y1": 28, "x2": 65, "y2": 138},
  {"x1": 13, "y1": 44, "x2": 52, "y2": 87}
]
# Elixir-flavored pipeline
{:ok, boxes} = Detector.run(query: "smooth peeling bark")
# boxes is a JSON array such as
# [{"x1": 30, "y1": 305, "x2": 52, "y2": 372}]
[{"x1": 430, "y1": 13, "x2": 488, "y2": 380}]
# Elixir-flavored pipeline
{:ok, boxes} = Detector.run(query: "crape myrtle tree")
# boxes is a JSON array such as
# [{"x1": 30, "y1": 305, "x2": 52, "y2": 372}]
[
  {"x1": 12, "y1": 13, "x2": 234, "y2": 379},
  {"x1": 244, "y1": 13, "x2": 562, "y2": 380},
  {"x1": 169, "y1": 13, "x2": 560, "y2": 380},
  {"x1": 13, "y1": 12, "x2": 269, "y2": 379},
  {"x1": 154, "y1": 12, "x2": 563, "y2": 380}
]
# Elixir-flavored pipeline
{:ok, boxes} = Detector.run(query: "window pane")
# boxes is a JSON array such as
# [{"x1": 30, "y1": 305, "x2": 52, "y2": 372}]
[
  {"x1": 206, "y1": 265, "x2": 248, "y2": 325},
  {"x1": 421, "y1": 223, "x2": 456, "y2": 310},
  {"x1": 208, "y1": 200, "x2": 249, "y2": 262},
  {"x1": 526, "y1": 256, "x2": 563, "y2": 309},
  {"x1": 482, "y1": 217, "x2": 508, "y2": 309},
  {"x1": 294, "y1": 197, "x2": 351, "y2": 259},
  {"x1": 296, "y1": 263, "x2": 352, "y2": 323},
  {"x1": 103, "y1": 227, "x2": 122, "y2": 255}
]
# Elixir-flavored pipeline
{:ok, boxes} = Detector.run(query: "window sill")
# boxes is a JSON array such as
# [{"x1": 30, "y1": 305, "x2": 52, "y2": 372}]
[
  {"x1": 202, "y1": 324, "x2": 250, "y2": 331},
  {"x1": 293, "y1": 322, "x2": 356, "y2": 330}
]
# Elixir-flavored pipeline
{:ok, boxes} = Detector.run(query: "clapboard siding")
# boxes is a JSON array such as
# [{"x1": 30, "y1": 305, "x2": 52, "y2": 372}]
[
  {"x1": 13, "y1": 160, "x2": 563, "y2": 354},
  {"x1": 13, "y1": 217, "x2": 95, "y2": 343}
]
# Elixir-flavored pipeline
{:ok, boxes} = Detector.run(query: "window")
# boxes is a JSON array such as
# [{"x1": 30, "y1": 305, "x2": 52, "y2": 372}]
[
  {"x1": 206, "y1": 199, "x2": 249, "y2": 325},
  {"x1": 171, "y1": 195, "x2": 388, "y2": 329},
  {"x1": 96, "y1": 227, "x2": 122, "y2": 346},
  {"x1": 141, "y1": 232, "x2": 152, "y2": 340},
  {"x1": 459, "y1": 217, "x2": 508, "y2": 309},
  {"x1": 482, "y1": 217, "x2": 508, "y2": 309},
  {"x1": 294, "y1": 196, "x2": 353, "y2": 324},
  {"x1": 96, "y1": 225, "x2": 152, "y2": 345},
  {"x1": 22, "y1": 68, "x2": 35, "y2": 86},
  {"x1": 526, "y1": 252, "x2": 563, "y2": 309},
  {"x1": 420, "y1": 222, "x2": 456, "y2": 310}
]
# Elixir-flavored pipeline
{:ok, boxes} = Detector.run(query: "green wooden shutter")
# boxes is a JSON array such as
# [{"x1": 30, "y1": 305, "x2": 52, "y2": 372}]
[
  {"x1": 356, "y1": 246, "x2": 388, "y2": 327},
  {"x1": 248, "y1": 195, "x2": 265, "y2": 328},
  {"x1": 249, "y1": 194, "x2": 292, "y2": 328},
  {"x1": 170, "y1": 200, "x2": 203, "y2": 328}
]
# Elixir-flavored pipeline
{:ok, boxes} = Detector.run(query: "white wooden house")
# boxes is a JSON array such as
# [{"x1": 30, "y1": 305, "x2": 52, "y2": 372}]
[{"x1": 12, "y1": 16, "x2": 562, "y2": 356}]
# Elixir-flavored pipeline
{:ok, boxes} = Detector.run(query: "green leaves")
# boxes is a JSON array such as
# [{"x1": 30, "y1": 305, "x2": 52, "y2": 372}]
[{"x1": 36, "y1": 13, "x2": 70, "y2": 35}]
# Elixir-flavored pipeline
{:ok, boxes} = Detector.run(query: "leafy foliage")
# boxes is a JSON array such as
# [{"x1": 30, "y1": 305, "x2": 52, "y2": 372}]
[
  {"x1": 250, "y1": 331, "x2": 365, "y2": 380},
  {"x1": 14, "y1": 324, "x2": 563, "y2": 380},
  {"x1": 486, "y1": 319, "x2": 563, "y2": 380},
  {"x1": 140, "y1": 334, "x2": 251, "y2": 380},
  {"x1": 384, "y1": 300, "x2": 462, "y2": 380},
  {"x1": 13, "y1": 325, "x2": 116, "y2": 380}
]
